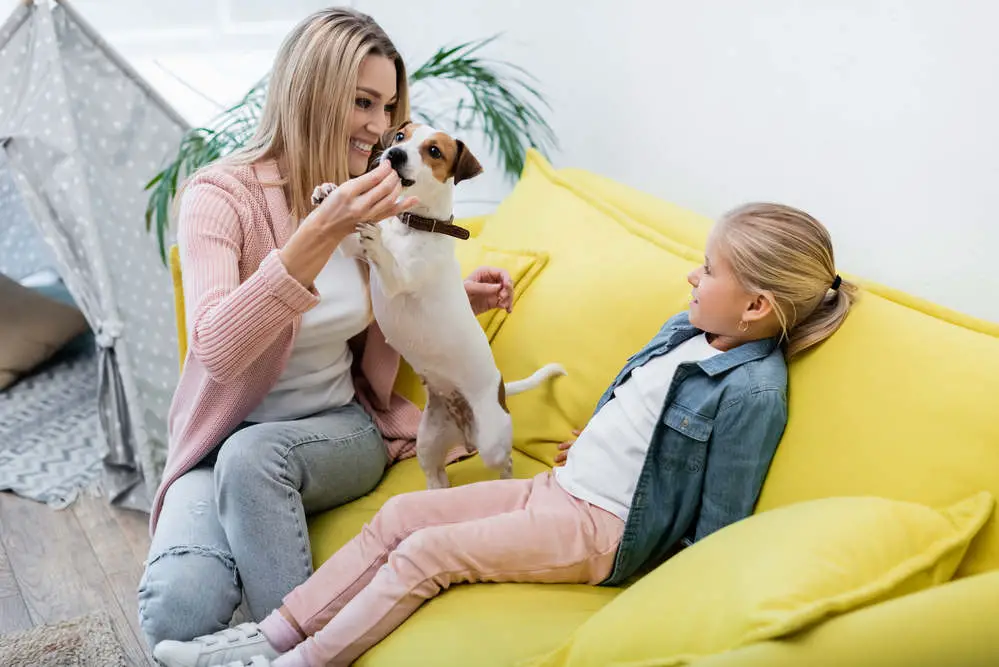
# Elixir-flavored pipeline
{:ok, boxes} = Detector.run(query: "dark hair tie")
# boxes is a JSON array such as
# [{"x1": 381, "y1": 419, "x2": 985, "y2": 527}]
[{"x1": 831, "y1": 274, "x2": 842, "y2": 291}]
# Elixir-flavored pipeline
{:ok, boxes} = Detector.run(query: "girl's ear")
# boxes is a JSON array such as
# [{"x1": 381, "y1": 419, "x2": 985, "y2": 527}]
[{"x1": 743, "y1": 292, "x2": 775, "y2": 323}]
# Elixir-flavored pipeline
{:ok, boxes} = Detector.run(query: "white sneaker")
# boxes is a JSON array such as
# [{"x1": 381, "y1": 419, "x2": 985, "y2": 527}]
[
  {"x1": 153, "y1": 622, "x2": 279, "y2": 667},
  {"x1": 216, "y1": 659, "x2": 271, "y2": 667}
]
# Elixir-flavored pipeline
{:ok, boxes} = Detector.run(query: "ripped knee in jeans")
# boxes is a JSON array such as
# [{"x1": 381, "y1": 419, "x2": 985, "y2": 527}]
[{"x1": 138, "y1": 545, "x2": 242, "y2": 647}]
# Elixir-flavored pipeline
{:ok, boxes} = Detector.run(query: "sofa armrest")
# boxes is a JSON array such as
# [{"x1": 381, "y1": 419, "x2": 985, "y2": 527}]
[{"x1": 691, "y1": 571, "x2": 999, "y2": 667}]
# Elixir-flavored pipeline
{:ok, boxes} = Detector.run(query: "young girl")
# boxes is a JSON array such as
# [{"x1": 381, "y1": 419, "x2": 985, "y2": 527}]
[{"x1": 153, "y1": 203, "x2": 857, "y2": 667}]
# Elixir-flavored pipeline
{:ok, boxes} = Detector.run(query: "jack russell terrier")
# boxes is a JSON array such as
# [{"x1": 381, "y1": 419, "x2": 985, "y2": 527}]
[{"x1": 312, "y1": 122, "x2": 565, "y2": 489}]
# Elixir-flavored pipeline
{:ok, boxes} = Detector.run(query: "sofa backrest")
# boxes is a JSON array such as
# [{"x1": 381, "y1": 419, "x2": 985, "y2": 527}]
[{"x1": 449, "y1": 149, "x2": 999, "y2": 578}]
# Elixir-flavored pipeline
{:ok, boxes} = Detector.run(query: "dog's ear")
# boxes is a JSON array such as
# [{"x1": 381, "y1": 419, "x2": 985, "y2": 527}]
[
  {"x1": 452, "y1": 140, "x2": 483, "y2": 185},
  {"x1": 367, "y1": 120, "x2": 412, "y2": 173}
]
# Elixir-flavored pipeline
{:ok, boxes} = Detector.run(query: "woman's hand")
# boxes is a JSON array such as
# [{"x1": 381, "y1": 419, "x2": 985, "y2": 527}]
[
  {"x1": 554, "y1": 429, "x2": 581, "y2": 466},
  {"x1": 281, "y1": 161, "x2": 418, "y2": 287},
  {"x1": 310, "y1": 160, "x2": 419, "y2": 237},
  {"x1": 464, "y1": 266, "x2": 513, "y2": 315}
]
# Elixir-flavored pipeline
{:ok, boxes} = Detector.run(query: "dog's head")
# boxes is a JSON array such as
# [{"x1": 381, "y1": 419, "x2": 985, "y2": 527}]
[{"x1": 374, "y1": 122, "x2": 484, "y2": 208}]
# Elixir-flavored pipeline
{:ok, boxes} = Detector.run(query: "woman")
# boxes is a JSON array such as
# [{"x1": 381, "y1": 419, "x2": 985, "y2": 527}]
[{"x1": 137, "y1": 7, "x2": 513, "y2": 650}]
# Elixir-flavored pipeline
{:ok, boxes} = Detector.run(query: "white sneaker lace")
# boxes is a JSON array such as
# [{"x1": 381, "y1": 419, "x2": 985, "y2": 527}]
[{"x1": 193, "y1": 622, "x2": 262, "y2": 648}]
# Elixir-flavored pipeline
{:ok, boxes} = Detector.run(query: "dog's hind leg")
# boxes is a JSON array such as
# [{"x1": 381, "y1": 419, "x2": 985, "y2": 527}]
[
  {"x1": 468, "y1": 398, "x2": 514, "y2": 480},
  {"x1": 417, "y1": 391, "x2": 463, "y2": 490}
]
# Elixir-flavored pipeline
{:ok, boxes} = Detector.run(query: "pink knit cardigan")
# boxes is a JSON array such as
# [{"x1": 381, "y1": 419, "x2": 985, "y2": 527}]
[{"x1": 151, "y1": 159, "x2": 433, "y2": 533}]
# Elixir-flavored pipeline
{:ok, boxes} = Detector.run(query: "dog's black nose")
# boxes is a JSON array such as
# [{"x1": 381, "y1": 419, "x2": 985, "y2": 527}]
[{"x1": 386, "y1": 147, "x2": 407, "y2": 171}]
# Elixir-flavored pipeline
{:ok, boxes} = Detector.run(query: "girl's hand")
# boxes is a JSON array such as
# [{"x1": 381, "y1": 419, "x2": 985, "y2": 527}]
[
  {"x1": 464, "y1": 266, "x2": 514, "y2": 315},
  {"x1": 308, "y1": 161, "x2": 419, "y2": 238},
  {"x1": 554, "y1": 429, "x2": 581, "y2": 466}
]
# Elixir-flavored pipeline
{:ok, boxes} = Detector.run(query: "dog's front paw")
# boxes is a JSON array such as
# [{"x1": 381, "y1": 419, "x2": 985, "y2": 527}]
[
  {"x1": 311, "y1": 183, "x2": 336, "y2": 207},
  {"x1": 358, "y1": 222, "x2": 383, "y2": 258}
]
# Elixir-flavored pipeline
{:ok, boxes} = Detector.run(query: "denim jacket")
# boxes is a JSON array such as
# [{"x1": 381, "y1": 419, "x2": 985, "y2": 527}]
[{"x1": 597, "y1": 311, "x2": 788, "y2": 587}]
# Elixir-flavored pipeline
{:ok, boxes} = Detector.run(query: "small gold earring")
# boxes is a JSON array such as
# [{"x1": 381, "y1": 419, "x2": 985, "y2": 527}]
[{"x1": 738, "y1": 320, "x2": 749, "y2": 333}]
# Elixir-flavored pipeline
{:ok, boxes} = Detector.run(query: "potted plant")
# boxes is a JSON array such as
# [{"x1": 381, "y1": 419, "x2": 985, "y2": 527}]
[{"x1": 145, "y1": 35, "x2": 557, "y2": 263}]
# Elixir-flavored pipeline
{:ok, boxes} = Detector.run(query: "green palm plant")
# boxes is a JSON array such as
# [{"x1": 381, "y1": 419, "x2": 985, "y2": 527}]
[{"x1": 144, "y1": 34, "x2": 556, "y2": 263}]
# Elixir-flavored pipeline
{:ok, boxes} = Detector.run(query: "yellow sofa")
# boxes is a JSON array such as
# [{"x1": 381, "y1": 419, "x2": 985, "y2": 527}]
[{"x1": 170, "y1": 150, "x2": 999, "y2": 666}]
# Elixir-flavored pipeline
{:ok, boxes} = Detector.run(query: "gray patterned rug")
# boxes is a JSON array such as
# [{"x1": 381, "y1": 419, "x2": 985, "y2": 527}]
[{"x1": 0, "y1": 343, "x2": 103, "y2": 508}]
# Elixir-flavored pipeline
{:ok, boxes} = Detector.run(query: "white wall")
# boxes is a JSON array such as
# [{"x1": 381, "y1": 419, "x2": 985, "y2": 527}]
[
  {"x1": 355, "y1": 0, "x2": 999, "y2": 323},
  {"x1": 6, "y1": 0, "x2": 997, "y2": 322}
]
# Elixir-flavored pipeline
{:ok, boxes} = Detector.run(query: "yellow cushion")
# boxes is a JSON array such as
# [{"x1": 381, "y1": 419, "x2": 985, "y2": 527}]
[
  {"x1": 306, "y1": 452, "x2": 622, "y2": 667},
  {"x1": 556, "y1": 166, "x2": 714, "y2": 251},
  {"x1": 756, "y1": 288, "x2": 999, "y2": 578},
  {"x1": 696, "y1": 568, "x2": 999, "y2": 667},
  {"x1": 689, "y1": 569, "x2": 999, "y2": 667},
  {"x1": 169, "y1": 243, "x2": 187, "y2": 369},
  {"x1": 523, "y1": 491, "x2": 994, "y2": 667},
  {"x1": 459, "y1": 214, "x2": 489, "y2": 238},
  {"x1": 467, "y1": 150, "x2": 705, "y2": 466}
]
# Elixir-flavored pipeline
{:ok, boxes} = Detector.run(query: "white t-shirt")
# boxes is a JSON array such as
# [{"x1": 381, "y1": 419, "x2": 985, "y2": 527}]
[
  {"x1": 554, "y1": 333, "x2": 722, "y2": 521},
  {"x1": 246, "y1": 247, "x2": 372, "y2": 422}
]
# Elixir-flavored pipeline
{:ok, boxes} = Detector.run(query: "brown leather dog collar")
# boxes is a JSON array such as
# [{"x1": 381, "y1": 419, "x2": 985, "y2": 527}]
[{"x1": 398, "y1": 211, "x2": 470, "y2": 240}]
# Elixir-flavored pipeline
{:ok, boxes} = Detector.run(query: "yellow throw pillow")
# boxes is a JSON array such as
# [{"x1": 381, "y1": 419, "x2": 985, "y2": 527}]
[
  {"x1": 523, "y1": 491, "x2": 994, "y2": 667},
  {"x1": 390, "y1": 239, "x2": 549, "y2": 410}
]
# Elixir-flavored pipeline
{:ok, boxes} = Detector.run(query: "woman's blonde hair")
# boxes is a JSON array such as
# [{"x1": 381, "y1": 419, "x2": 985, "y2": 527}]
[
  {"x1": 213, "y1": 7, "x2": 409, "y2": 221},
  {"x1": 714, "y1": 202, "x2": 857, "y2": 359}
]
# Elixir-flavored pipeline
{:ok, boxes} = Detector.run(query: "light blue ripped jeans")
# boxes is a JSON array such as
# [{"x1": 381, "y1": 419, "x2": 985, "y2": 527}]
[{"x1": 136, "y1": 401, "x2": 387, "y2": 650}]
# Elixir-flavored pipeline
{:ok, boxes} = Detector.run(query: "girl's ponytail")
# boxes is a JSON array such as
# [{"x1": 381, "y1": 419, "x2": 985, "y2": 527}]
[{"x1": 784, "y1": 276, "x2": 857, "y2": 359}]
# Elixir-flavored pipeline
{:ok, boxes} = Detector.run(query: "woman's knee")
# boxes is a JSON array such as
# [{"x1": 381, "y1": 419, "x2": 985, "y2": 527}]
[
  {"x1": 214, "y1": 425, "x2": 281, "y2": 488},
  {"x1": 137, "y1": 545, "x2": 242, "y2": 648}
]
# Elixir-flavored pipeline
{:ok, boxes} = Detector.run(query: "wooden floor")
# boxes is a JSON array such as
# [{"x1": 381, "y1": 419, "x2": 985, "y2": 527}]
[{"x1": 0, "y1": 490, "x2": 156, "y2": 666}]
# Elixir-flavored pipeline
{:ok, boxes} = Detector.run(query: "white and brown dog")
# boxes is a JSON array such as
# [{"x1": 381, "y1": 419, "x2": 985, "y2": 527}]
[{"x1": 313, "y1": 122, "x2": 564, "y2": 488}]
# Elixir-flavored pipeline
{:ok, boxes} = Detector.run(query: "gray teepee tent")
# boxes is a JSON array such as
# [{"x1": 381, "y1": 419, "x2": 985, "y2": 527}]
[{"x1": 0, "y1": 0, "x2": 190, "y2": 511}]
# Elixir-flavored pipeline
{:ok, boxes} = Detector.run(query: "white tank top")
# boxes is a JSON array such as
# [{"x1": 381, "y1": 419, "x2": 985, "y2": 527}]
[{"x1": 246, "y1": 247, "x2": 372, "y2": 422}]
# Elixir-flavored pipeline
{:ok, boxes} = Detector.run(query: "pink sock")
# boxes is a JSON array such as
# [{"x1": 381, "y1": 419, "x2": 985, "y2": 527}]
[
  {"x1": 272, "y1": 646, "x2": 310, "y2": 667},
  {"x1": 258, "y1": 610, "x2": 305, "y2": 654}
]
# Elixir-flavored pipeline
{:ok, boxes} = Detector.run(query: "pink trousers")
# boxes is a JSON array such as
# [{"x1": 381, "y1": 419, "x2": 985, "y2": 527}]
[{"x1": 281, "y1": 470, "x2": 624, "y2": 666}]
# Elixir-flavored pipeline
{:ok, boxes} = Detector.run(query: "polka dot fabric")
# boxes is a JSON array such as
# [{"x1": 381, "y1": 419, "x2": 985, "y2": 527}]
[{"x1": 0, "y1": 3, "x2": 189, "y2": 501}]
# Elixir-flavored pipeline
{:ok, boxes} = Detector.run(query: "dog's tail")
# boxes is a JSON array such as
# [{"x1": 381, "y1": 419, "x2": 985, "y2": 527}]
[{"x1": 504, "y1": 363, "x2": 567, "y2": 397}]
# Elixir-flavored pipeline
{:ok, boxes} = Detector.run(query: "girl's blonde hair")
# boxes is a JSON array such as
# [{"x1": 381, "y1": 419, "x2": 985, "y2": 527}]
[
  {"x1": 714, "y1": 202, "x2": 857, "y2": 359},
  {"x1": 213, "y1": 8, "x2": 409, "y2": 221}
]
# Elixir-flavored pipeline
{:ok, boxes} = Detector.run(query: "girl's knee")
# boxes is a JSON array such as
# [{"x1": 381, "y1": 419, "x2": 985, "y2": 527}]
[
  {"x1": 137, "y1": 546, "x2": 241, "y2": 648},
  {"x1": 372, "y1": 493, "x2": 422, "y2": 536},
  {"x1": 385, "y1": 528, "x2": 450, "y2": 596}
]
